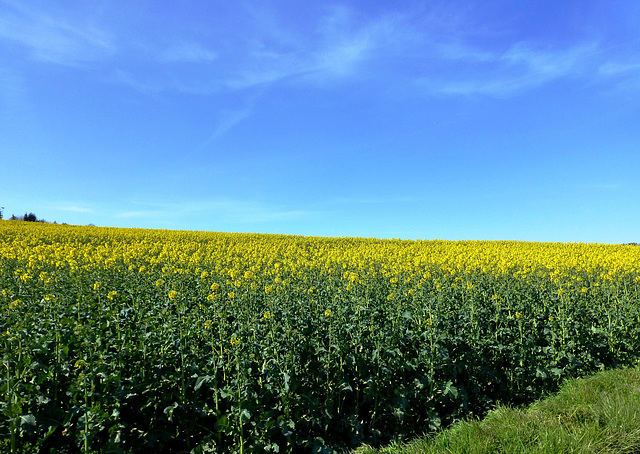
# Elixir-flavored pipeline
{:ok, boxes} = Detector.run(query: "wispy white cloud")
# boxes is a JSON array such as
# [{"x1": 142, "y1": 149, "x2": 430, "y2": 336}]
[
  {"x1": 503, "y1": 42, "x2": 597, "y2": 77},
  {"x1": 224, "y1": 5, "x2": 410, "y2": 90},
  {"x1": 598, "y1": 61, "x2": 640, "y2": 76},
  {"x1": 111, "y1": 70, "x2": 165, "y2": 96},
  {"x1": 2, "y1": 1, "x2": 622, "y2": 101},
  {"x1": 0, "y1": 0, "x2": 115, "y2": 66},
  {"x1": 197, "y1": 106, "x2": 253, "y2": 148},
  {"x1": 420, "y1": 42, "x2": 600, "y2": 97},
  {"x1": 55, "y1": 204, "x2": 95, "y2": 213},
  {"x1": 119, "y1": 198, "x2": 319, "y2": 225},
  {"x1": 159, "y1": 41, "x2": 218, "y2": 63},
  {"x1": 434, "y1": 41, "x2": 495, "y2": 63}
]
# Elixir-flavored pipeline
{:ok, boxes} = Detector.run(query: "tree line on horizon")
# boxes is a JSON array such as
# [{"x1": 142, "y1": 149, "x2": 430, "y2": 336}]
[{"x1": 1, "y1": 212, "x2": 61, "y2": 224}]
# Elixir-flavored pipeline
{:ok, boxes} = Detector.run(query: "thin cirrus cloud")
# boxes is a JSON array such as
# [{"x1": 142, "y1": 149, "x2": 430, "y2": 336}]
[
  {"x1": 196, "y1": 106, "x2": 254, "y2": 148},
  {"x1": 598, "y1": 61, "x2": 640, "y2": 77},
  {"x1": 158, "y1": 41, "x2": 218, "y2": 63},
  {"x1": 220, "y1": 5, "x2": 409, "y2": 90},
  {"x1": 2, "y1": 1, "x2": 630, "y2": 102},
  {"x1": 420, "y1": 41, "x2": 601, "y2": 97},
  {"x1": 55, "y1": 204, "x2": 95, "y2": 214},
  {"x1": 0, "y1": 0, "x2": 115, "y2": 65},
  {"x1": 117, "y1": 198, "x2": 318, "y2": 226}
]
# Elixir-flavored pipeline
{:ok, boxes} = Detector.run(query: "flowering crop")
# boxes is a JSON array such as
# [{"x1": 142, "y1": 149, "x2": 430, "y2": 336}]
[{"x1": 1, "y1": 221, "x2": 640, "y2": 452}]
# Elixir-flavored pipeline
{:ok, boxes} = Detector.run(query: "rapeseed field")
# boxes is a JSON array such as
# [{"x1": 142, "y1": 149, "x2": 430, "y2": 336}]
[{"x1": 2, "y1": 221, "x2": 639, "y2": 452}]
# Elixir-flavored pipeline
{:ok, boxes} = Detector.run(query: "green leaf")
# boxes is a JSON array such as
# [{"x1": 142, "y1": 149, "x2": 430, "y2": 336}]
[
  {"x1": 194, "y1": 375, "x2": 212, "y2": 391},
  {"x1": 240, "y1": 408, "x2": 251, "y2": 423},
  {"x1": 536, "y1": 368, "x2": 548, "y2": 379},
  {"x1": 214, "y1": 415, "x2": 229, "y2": 431},
  {"x1": 20, "y1": 414, "x2": 37, "y2": 428},
  {"x1": 443, "y1": 381, "x2": 458, "y2": 399}
]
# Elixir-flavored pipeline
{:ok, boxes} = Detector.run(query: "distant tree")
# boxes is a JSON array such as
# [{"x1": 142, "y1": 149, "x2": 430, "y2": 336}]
[
  {"x1": 10, "y1": 214, "x2": 17, "y2": 220},
  {"x1": 24, "y1": 212, "x2": 38, "y2": 222}
]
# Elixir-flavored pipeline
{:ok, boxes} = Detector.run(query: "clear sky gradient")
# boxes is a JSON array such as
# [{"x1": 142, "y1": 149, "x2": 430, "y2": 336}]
[{"x1": 1, "y1": 0, "x2": 639, "y2": 243}]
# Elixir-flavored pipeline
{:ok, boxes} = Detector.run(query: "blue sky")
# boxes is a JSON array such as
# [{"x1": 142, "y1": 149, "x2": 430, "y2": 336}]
[{"x1": 1, "y1": 0, "x2": 639, "y2": 243}]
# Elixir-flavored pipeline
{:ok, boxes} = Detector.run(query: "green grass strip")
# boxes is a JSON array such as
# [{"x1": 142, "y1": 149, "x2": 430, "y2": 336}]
[{"x1": 354, "y1": 366, "x2": 640, "y2": 454}]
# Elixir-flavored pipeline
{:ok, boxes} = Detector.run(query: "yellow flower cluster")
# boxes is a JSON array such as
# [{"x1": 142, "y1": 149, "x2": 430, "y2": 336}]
[{"x1": 1, "y1": 221, "x2": 639, "y2": 311}]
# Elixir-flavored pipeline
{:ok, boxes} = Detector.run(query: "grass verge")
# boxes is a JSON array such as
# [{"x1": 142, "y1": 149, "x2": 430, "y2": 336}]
[{"x1": 353, "y1": 366, "x2": 640, "y2": 454}]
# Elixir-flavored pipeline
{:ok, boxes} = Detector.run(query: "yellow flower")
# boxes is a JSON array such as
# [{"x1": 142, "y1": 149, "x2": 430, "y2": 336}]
[
  {"x1": 107, "y1": 290, "x2": 117, "y2": 300},
  {"x1": 230, "y1": 336, "x2": 240, "y2": 346},
  {"x1": 93, "y1": 282, "x2": 101, "y2": 291},
  {"x1": 263, "y1": 311, "x2": 274, "y2": 320},
  {"x1": 548, "y1": 315, "x2": 555, "y2": 322},
  {"x1": 515, "y1": 311, "x2": 522, "y2": 319},
  {"x1": 324, "y1": 309, "x2": 332, "y2": 317},
  {"x1": 155, "y1": 279, "x2": 165, "y2": 287},
  {"x1": 168, "y1": 290, "x2": 178, "y2": 301},
  {"x1": 210, "y1": 283, "x2": 219, "y2": 292}
]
